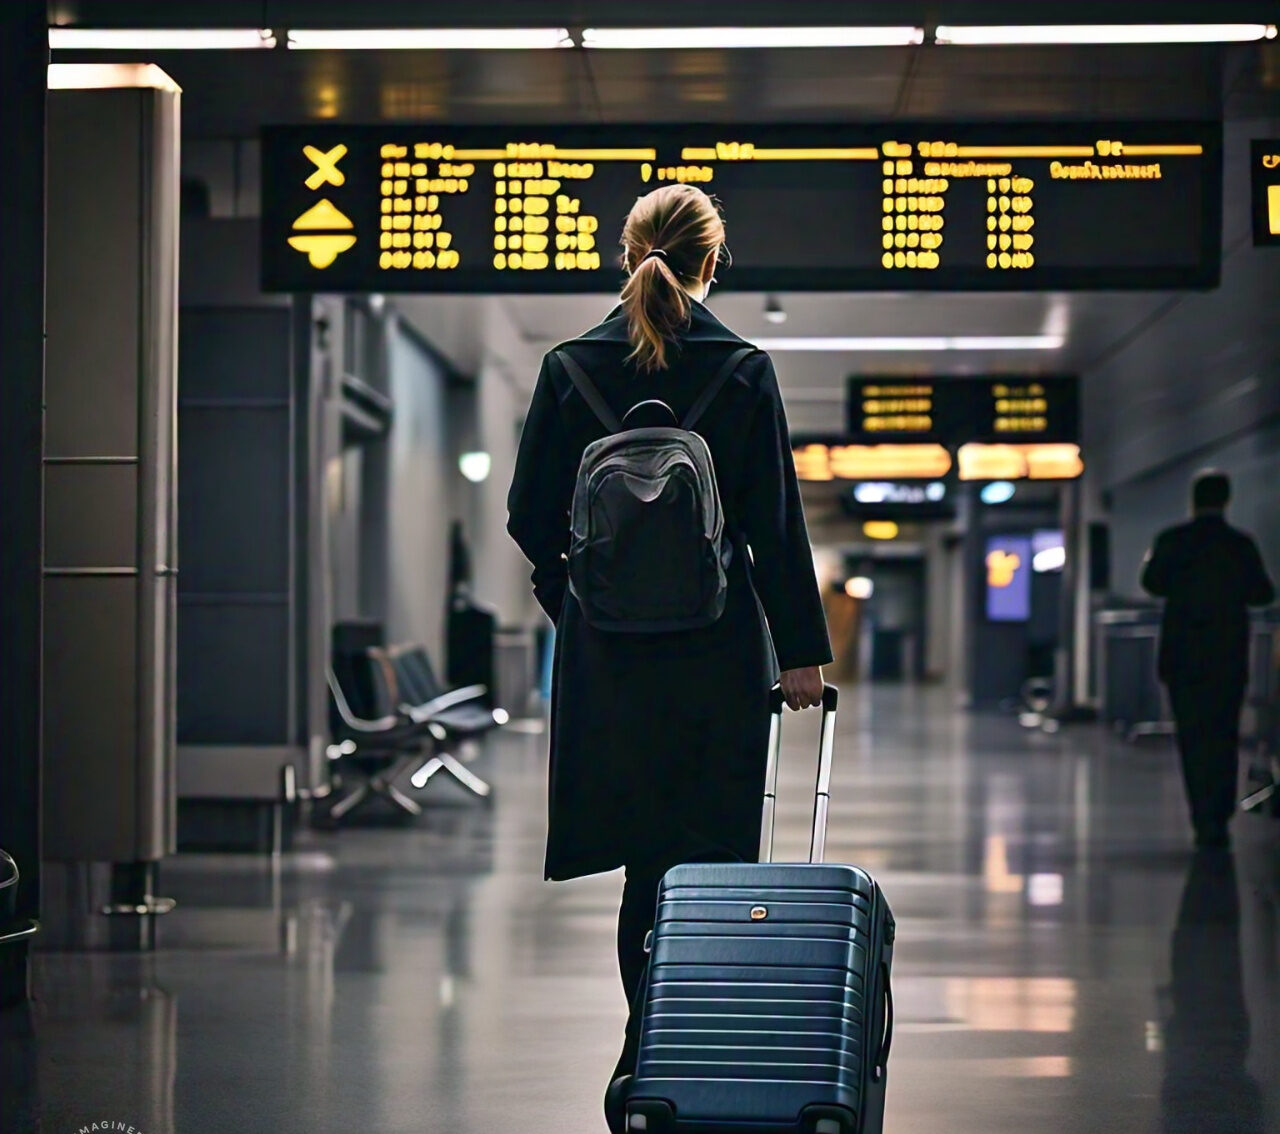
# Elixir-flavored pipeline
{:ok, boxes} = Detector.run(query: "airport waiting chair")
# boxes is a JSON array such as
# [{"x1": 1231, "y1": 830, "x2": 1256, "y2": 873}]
[
  {"x1": 394, "y1": 645, "x2": 507, "y2": 736},
  {"x1": 364, "y1": 645, "x2": 504, "y2": 801},
  {"x1": 325, "y1": 663, "x2": 430, "y2": 822}
]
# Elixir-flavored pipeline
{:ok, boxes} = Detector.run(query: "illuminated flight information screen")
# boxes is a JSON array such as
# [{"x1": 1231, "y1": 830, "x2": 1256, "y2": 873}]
[
  {"x1": 847, "y1": 376, "x2": 1079, "y2": 444},
  {"x1": 260, "y1": 122, "x2": 1221, "y2": 293}
]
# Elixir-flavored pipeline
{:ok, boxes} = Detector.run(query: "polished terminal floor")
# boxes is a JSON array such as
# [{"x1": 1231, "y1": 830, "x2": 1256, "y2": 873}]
[{"x1": 5, "y1": 685, "x2": 1279, "y2": 1134}]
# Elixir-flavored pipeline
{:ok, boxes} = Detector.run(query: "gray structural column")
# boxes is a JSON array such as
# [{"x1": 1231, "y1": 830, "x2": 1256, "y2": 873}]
[
  {"x1": 0, "y1": 0, "x2": 47, "y2": 1008},
  {"x1": 1052, "y1": 478, "x2": 1086, "y2": 717},
  {"x1": 42, "y1": 75, "x2": 181, "y2": 948}
]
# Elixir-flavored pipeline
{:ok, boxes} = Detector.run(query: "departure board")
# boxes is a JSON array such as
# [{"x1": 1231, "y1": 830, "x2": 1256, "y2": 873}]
[
  {"x1": 969, "y1": 377, "x2": 1079, "y2": 443},
  {"x1": 847, "y1": 376, "x2": 1078, "y2": 444},
  {"x1": 848, "y1": 379, "x2": 949, "y2": 442},
  {"x1": 260, "y1": 122, "x2": 1221, "y2": 293}
]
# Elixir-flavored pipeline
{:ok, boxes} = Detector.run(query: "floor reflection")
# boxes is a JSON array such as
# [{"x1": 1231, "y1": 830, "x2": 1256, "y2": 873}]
[
  {"x1": 7, "y1": 688, "x2": 1278, "y2": 1134},
  {"x1": 31, "y1": 955, "x2": 177, "y2": 1134},
  {"x1": 1161, "y1": 851, "x2": 1264, "y2": 1134}
]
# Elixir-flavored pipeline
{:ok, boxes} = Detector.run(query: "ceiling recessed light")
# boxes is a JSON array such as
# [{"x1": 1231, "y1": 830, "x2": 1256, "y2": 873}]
[{"x1": 763, "y1": 295, "x2": 788, "y2": 325}]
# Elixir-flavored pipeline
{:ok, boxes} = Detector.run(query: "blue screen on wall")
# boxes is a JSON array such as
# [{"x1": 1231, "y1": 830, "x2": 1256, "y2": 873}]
[{"x1": 986, "y1": 534, "x2": 1032, "y2": 622}]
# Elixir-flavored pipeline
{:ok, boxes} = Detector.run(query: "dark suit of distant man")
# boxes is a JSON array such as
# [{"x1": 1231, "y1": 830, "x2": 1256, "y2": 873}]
[{"x1": 1141, "y1": 472, "x2": 1275, "y2": 848}]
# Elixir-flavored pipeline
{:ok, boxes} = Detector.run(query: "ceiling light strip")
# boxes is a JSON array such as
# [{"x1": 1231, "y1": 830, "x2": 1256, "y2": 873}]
[
  {"x1": 49, "y1": 27, "x2": 277, "y2": 50},
  {"x1": 285, "y1": 28, "x2": 573, "y2": 50},
  {"x1": 754, "y1": 335, "x2": 1065, "y2": 351},
  {"x1": 935, "y1": 23, "x2": 1276, "y2": 45},
  {"x1": 581, "y1": 26, "x2": 925, "y2": 49}
]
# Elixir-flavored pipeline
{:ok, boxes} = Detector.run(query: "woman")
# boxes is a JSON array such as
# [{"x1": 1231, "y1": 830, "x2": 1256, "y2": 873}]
[{"x1": 506, "y1": 183, "x2": 831, "y2": 1117}]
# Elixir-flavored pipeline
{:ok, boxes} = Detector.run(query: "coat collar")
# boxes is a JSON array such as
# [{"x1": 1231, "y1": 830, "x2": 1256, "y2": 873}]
[{"x1": 574, "y1": 297, "x2": 750, "y2": 349}]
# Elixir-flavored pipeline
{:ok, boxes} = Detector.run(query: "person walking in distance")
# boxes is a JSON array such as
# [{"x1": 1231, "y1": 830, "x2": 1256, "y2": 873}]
[
  {"x1": 1141, "y1": 471, "x2": 1274, "y2": 849},
  {"x1": 506, "y1": 184, "x2": 832, "y2": 1130}
]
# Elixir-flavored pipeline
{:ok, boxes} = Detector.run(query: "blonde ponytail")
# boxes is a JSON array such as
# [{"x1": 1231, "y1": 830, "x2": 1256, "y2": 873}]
[
  {"x1": 619, "y1": 185, "x2": 726, "y2": 372},
  {"x1": 619, "y1": 253, "x2": 692, "y2": 372}
]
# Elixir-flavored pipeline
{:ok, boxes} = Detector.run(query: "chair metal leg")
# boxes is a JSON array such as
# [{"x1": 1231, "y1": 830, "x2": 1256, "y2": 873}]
[
  {"x1": 384, "y1": 782, "x2": 424, "y2": 816},
  {"x1": 1240, "y1": 753, "x2": 1280, "y2": 813},
  {"x1": 435, "y1": 751, "x2": 492, "y2": 798},
  {"x1": 1126, "y1": 720, "x2": 1176, "y2": 743},
  {"x1": 327, "y1": 753, "x2": 425, "y2": 822},
  {"x1": 409, "y1": 756, "x2": 444, "y2": 789},
  {"x1": 408, "y1": 749, "x2": 492, "y2": 799},
  {"x1": 328, "y1": 781, "x2": 371, "y2": 820}
]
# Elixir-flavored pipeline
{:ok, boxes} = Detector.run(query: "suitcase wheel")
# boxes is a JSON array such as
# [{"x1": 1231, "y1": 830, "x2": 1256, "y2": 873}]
[
  {"x1": 605, "y1": 1075, "x2": 631, "y2": 1134},
  {"x1": 801, "y1": 1104, "x2": 857, "y2": 1134},
  {"x1": 623, "y1": 1098, "x2": 675, "y2": 1133}
]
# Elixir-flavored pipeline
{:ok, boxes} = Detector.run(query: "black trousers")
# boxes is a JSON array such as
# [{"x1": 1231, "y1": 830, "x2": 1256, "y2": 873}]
[{"x1": 1167, "y1": 682, "x2": 1244, "y2": 839}]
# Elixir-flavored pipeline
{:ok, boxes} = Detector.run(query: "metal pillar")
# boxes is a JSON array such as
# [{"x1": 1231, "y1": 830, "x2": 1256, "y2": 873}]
[{"x1": 42, "y1": 70, "x2": 181, "y2": 949}]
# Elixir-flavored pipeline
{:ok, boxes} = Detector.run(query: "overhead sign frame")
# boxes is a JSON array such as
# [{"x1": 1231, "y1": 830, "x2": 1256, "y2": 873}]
[
  {"x1": 1252, "y1": 139, "x2": 1280, "y2": 246},
  {"x1": 260, "y1": 121, "x2": 1222, "y2": 293},
  {"x1": 846, "y1": 375, "x2": 1080, "y2": 446}
]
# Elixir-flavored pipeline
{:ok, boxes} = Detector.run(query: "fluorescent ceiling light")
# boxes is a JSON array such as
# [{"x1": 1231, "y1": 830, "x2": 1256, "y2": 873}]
[
  {"x1": 286, "y1": 28, "x2": 573, "y2": 50},
  {"x1": 48, "y1": 63, "x2": 181, "y2": 91},
  {"x1": 582, "y1": 26, "x2": 925, "y2": 49},
  {"x1": 49, "y1": 28, "x2": 276, "y2": 50},
  {"x1": 935, "y1": 23, "x2": 1276, "y2": 45},
  {"x1": 754, "y1": 335, "x2": 1065, "y2": 351}
]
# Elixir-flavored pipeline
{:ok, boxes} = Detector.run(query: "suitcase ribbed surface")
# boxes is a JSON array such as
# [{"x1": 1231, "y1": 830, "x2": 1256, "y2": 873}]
[{"x1": 631, "y1": 862, "x2": 885, "y2": 1130}]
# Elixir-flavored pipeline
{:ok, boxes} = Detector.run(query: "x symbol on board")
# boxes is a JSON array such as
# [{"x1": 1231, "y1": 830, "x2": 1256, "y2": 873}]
[{"x1": 304, "y1": 144, "x2": 348, "y2": 189}]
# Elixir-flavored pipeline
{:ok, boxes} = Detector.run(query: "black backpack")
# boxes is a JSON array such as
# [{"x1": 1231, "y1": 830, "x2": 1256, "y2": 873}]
[{"x1": 557, "y1": 346, "x2": 754, "y2": 633}]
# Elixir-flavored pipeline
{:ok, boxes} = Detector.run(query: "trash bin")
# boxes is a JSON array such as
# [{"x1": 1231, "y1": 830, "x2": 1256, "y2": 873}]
[
  {"x1": 0, "y1": 848, "x2": 40, "y2": 1008},
  {"x1": 1095, "y1": 607, "x2": 1171, "y2": 739},
  {"x1": 0, "y1": 850, "x2": 17, "y2": 924},
  {"x1": 495, "y1": 627, "x2": 538, "y2": 718}
]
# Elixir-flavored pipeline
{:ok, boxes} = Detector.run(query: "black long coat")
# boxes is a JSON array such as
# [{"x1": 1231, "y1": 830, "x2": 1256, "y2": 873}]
[
  {"x1": 1141, "y1": 515, "x2": 1274, "y2": 693},
  {"x1": 507, "y1": 300, "x2": 832, "y2": 881}
]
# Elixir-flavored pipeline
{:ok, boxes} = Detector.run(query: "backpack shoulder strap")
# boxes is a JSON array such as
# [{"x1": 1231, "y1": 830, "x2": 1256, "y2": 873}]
[
  {"x1": 681, "y1": 346, "x2": 755, "y2": 431},
  {"x1": 555, "y1": 350, "x2": 622, "y2": 434}
]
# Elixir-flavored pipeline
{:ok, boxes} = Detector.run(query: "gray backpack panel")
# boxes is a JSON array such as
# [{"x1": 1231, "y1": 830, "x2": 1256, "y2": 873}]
[{"x1": 557, "y1": 347, "x2": 754, "y2": 633}]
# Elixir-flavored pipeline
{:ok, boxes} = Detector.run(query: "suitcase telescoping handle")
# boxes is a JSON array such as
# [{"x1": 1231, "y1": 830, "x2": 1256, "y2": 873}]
[{"x1": 760, "y1": 683, "x2": 839, "y2": 864}]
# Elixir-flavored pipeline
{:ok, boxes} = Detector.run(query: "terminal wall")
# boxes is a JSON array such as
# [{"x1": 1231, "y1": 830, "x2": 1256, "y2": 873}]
[
  {"x1": 380, "y1": 320, "x2": 454, "y2": 657},
  {"x1": 1109, "y1": 420, "x2": 1280, "y2": 598},
  {"x1": 394, "y1": 296, "x2": 547, "y2": 631},
  {"x1": 1087, "y1": 117, "x2": 1280, "y2": 595}
]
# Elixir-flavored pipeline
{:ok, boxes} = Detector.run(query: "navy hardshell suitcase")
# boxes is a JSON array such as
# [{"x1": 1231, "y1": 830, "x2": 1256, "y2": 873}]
[{"x1": 624, "y1": 685, "x2": 895, "y2": 1134}]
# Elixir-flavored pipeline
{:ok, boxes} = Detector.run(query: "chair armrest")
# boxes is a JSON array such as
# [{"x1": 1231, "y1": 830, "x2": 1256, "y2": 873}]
[
  {"x1": 327, "y1": 667, "x2": 403, "y2": 733},
  {"x1": 346, "y1": 712, "x2": 404, "y2": 733},
  {"x1": 400, "y1": 684, "x2": 489, "y2": 723}
]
